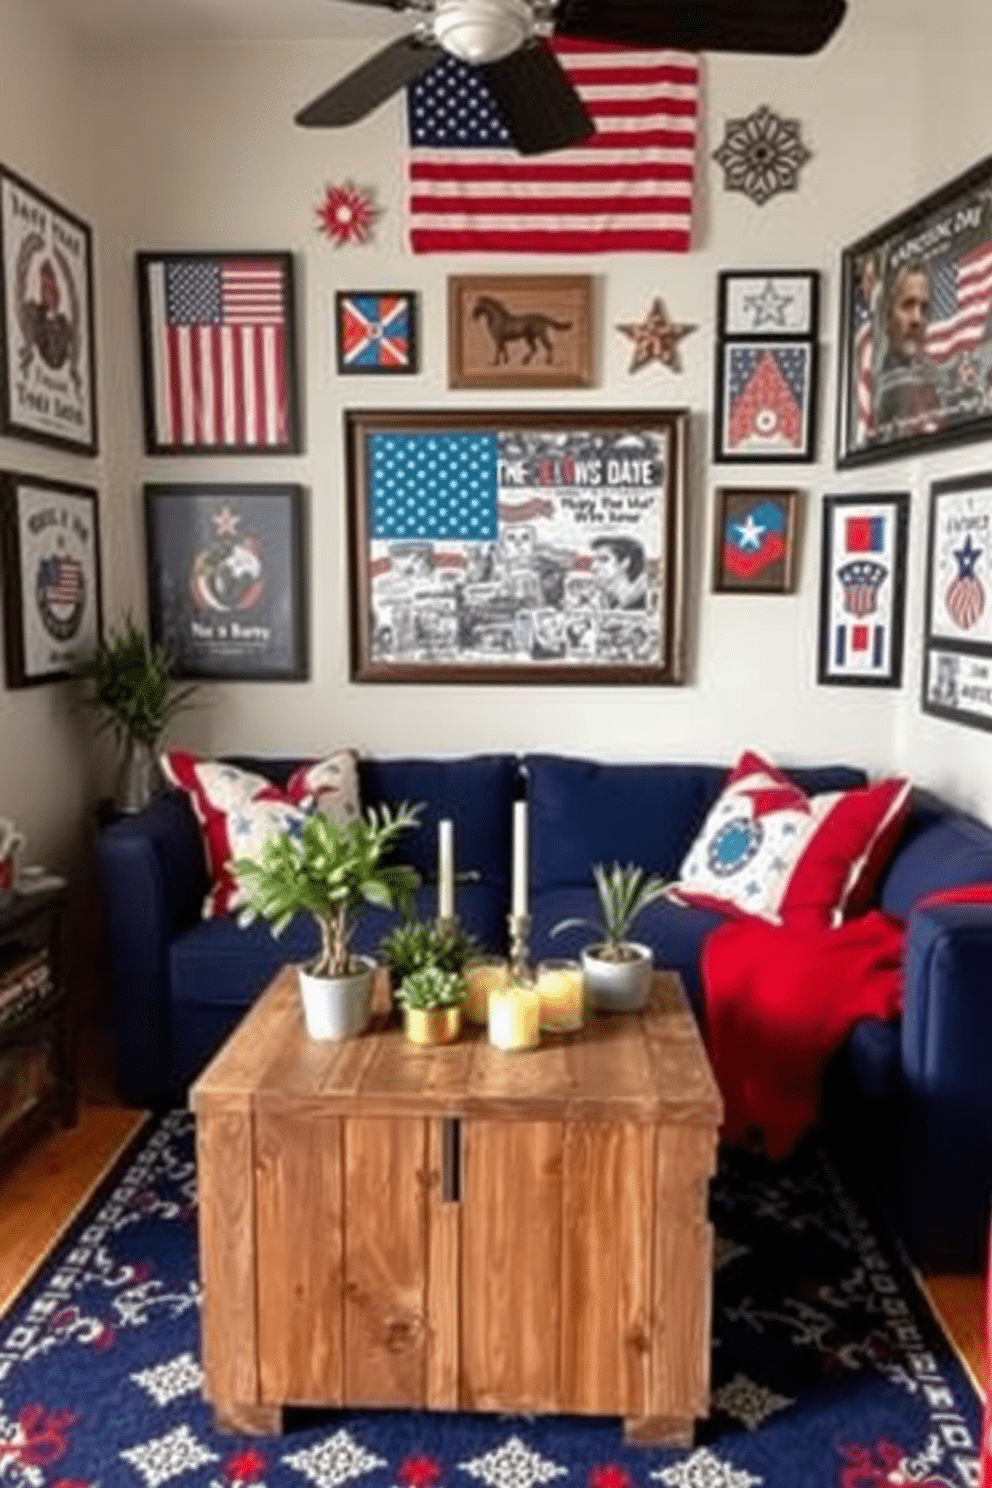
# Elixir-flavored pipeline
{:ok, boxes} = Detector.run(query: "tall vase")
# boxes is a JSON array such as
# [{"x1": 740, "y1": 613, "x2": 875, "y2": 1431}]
[{"x1": 115, "y1": 737, "x2": 162, "y2": 815}]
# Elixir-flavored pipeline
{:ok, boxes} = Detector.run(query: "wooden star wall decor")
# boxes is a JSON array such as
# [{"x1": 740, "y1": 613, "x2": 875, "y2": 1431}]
[{"x1": 616, "y1": 297, "x2": 696, "y2": 374}]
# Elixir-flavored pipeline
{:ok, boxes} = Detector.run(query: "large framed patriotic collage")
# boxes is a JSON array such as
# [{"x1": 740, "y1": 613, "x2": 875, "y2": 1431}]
[
  {"x1": 921, "y1": 470, "x2": 992, "y2": 732},
  {"x1": 344, "y1": 408, "x2": 688, "y2": 685}
]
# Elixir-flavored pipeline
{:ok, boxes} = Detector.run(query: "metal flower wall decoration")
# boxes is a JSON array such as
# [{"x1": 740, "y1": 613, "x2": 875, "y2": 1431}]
[
  {"x1": 316, "y1": 181, "x2": 381, "y2": 246},
  {"x1": 712, "y1": 105, "x2": 812, "y2": 206}
]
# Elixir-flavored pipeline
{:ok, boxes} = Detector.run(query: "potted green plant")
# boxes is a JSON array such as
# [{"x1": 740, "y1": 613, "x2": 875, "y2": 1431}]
[
  {"x1": 231, "y1": 801, "x2": 423, "y2": 1040},
  {"x1": 552, "y1": 861, "x2": 671, "y2": 1012},
  {"x1": 378, "y1": 917, "x2": 481, "y2": 984},
  {"x1": 394, "y1": 964, "x2": 464, "y2": 1045},
  {"x1": 73, "y1": 615, "x2": 198, "y2": 814}
]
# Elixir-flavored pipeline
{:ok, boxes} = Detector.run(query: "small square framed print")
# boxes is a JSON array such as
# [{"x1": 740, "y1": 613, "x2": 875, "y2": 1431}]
[
  {"x1": 714, "y1": 341, "x2": 817, "y2": 462},
  {"x1": 717, "y1": 271, "x2": 819, "y2": 338},
  {"x1": 447, "y1": 274, "x2": 593, "y2": 390},
  {"x1": 817, "y1": 492, "x2": 909, "y2": 688},
  {"x1": 335, "y1": 290, "x2": 418, "y2": 375},
  {"x1": 713, "y1": 487, "x2": 799, "y2": 593}
]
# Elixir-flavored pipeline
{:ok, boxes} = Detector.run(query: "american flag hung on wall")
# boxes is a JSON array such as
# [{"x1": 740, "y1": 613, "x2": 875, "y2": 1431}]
[
  {"x1": 138, "y1": 253, "x2": 299, "y2": 453},
  {"x1": 405, "y1": 39, "x2": 699, "y2": 253}
]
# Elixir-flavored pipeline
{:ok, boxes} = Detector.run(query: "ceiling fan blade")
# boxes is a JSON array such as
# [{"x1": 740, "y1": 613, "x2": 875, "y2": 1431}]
[
  {"x1": 479, "y1": 41, "x2": 594, "y2": 156},
  {"x1": 554, "y1": 0, "x2": 847, "y2": 55},
  {"x1": 295, "y1": 35, "x2": 443, "y2": 127}
]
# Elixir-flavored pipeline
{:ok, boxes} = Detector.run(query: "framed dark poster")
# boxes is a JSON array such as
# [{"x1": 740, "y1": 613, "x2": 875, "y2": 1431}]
[{"x1": 144, "y1": 483, "x2": 307, "y2": 680}]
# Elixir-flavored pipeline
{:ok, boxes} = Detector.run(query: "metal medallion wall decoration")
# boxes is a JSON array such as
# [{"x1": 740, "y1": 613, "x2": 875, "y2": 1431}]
[
  {"x1": 316, "y1": 182, "x2": 381, "y2": 246},
  {"x1": 144, "y1": 483, "x2": 308, "y2": 682},
  {"x1": 711, "y1": 105, "x2": 812, "y2": 207},
  {"x1": 714, "y1": 271, "x2": 819, "y2": 462},
  {"x1": 335, "y1": 291, "x2": 418, "y2": 375},
  {"x1": 0, "y1": 166, "x2": 98, "y2": 454},
  {"x1": 817, "y1": 492, "x2": 909, "y2": 689},
  {"x1": 0, "y1": 472, "x2": 102, "y2": 688},
  {"x1": 616, "y1": 297, "x2": 695, "y2": 374},
  {"x1": 921, "y1": 469, "x2": 992, "y2": 731},
  {"x1": 836, "y1": 152, "x2": 992, "y2": 468},
  {"x1": 345, "y1": 408, "x2": 688, "y2": 686}
]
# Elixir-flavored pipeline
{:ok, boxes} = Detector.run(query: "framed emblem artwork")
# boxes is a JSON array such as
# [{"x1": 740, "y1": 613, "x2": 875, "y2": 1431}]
[
  {"x1": 712, "y1": 487, "x2": 800, "y2": 594},
  {"x1": 0, "y1": 472, "x2": 102, "y2": 687},
  {"x1": 144, "y1": 483, "x2": 308, "y2": 681},
  {"x1": 447, "y1": 275, "x2": 593, "y2": 390},
  {"x1": 921, "y1": 469, "x2": 992, "y2": 731},
  {"x1": 335, "y1": 291, "x2": 418, "y2": 375},
  {"x1": 0, "y1": 167, "x2": 98, "y2": 454},
  {"x1": 817, "y1": 492, "x2": 909, "y2": 688}
]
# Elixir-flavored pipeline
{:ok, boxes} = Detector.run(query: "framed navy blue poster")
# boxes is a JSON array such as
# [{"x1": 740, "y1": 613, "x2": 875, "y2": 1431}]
[{"x1": 144, "y1": 483, "x2": 307, "y2": 680}]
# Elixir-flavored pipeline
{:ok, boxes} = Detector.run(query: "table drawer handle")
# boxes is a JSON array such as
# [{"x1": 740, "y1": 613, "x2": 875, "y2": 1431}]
[{"x1": 441, "y1": 1117, "x2": 461, "y2": 1203}]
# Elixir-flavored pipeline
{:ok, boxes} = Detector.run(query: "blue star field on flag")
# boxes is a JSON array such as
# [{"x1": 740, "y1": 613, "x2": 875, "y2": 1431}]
[{"x1": 369, "y1": 433, "x2": 499, "y2": 541}]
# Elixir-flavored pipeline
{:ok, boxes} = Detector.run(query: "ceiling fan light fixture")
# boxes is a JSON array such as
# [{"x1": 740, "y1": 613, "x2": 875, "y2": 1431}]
[{"x1": 433, "y1": 0, "x2": 534, "y2": 63}]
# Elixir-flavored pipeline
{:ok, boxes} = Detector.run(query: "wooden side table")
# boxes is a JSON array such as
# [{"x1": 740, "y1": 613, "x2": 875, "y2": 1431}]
[{"x1": 0, "y1": 881, "x2": 76, "y2": 1176}]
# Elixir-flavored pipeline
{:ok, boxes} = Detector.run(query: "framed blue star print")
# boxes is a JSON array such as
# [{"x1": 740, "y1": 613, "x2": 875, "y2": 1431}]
[
  {"x1": 344, "y1": 408, "x2": 689, "y2": 685},
  {"x1": 713, "y1": 270, "x2": 819, "y2": 463},
  {"x1": 922, "y1": 470, "x2": 992, "y2": 729},
  {"x1": 335, "y1": 291, "x2": 418, "y2": 375}
]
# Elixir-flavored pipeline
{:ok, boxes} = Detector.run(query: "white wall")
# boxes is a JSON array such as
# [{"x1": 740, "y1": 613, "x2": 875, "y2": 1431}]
[{"x1": 5, "y1": 0, "x2": 992, "y2": 878}]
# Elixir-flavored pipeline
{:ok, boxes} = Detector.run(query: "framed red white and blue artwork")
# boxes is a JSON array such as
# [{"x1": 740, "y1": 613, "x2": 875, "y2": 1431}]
[
  {"x1": 817, "y1": 492, "x2": 909, "y2": 688},
  {"x1": 136, "y1": 251, "x2": 301, "y2": 454},
  {"x1": 712, "y1": 487, "x2": 799, "y2": 594},
  {"x1": 335, "y1": 291, "x2": 418, "y2": 375},
  {"x1": 921, "y1": 469, "x2": 992, "y2": 731}
]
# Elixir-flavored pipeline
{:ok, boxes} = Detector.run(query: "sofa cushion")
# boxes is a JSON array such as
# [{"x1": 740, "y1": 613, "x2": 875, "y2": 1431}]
[
  {"x1": 161, "y1": 749, "x2": 361, "y2": 918},
  {"x1": 672, "y1": 749, "x2": 910, "y2": 928},
  {"x1": 879, "y1": 800, "x2": 992, "y2": 919}
]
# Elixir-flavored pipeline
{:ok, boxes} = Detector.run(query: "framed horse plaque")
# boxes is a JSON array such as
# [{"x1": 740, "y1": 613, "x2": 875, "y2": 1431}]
[{"x1": 447, "y1": 275, "x2": 593, "y2": 390}]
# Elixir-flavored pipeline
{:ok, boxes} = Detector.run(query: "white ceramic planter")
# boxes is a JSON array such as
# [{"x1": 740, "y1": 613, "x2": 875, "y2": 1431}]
[
  {"x1": 581, "y1": 942, "x2": 653, "y2": 1012},
  {"x1": 298, "y1": 956, "x2": 375, "y2": 1040}
]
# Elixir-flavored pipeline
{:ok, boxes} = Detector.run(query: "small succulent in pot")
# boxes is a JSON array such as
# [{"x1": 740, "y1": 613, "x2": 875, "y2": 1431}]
[
  {"x1": 395, "y1": 964, "x2": 464, "y2": 1012},
  {"x1": 379, "y1": 918, "x2": 481, "y2": 983},
  {"x1": 552, "y1": 861, "x2": 671, "y2": 962}
]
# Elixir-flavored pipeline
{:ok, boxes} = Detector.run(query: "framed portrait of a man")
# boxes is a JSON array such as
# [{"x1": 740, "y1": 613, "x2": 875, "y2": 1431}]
[{"x1": 836, "y1": 153, "x2": 992, "y2": 466}]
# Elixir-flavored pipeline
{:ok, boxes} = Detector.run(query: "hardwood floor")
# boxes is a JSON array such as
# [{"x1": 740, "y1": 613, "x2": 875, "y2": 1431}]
[{"x1": 0, "y1": 1030, "x2": 986, "y2": 1408}]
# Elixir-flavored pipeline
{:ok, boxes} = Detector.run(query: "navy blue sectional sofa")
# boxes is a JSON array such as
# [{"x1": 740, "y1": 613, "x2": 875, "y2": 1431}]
[{"x1": 96, "y1": 750, "x2": 992, "y2": 1270}]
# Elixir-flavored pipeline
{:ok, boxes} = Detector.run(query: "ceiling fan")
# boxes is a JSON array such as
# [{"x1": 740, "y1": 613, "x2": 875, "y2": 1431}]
[{"x1": 295, "y1": 0, "x2": 847, "y2": 156}]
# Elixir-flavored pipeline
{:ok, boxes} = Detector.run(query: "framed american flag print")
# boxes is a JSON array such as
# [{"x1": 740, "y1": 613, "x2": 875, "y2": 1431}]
[
  {"x1": 344, "y1": 407, "x2": 688, "y2": 685},
  {"x1": 136, "y1": 251, "x2": 301, "y2": 454},
  {"x1": 817, "y1": 492, "x2": 909, "y2": 688}
]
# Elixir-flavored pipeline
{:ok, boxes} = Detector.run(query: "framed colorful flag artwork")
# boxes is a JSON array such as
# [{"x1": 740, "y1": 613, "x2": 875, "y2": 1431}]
[
  {"x1": 344, "y1": 407, "x2": 688, "y2": 685},
  {"x1": 136, "y1": 251, "x2": 301, "y2": 454},
  {"x1": 921, "y1": 469, "x2": 992, "y2": 731},
  {"x1": 144, "y1": 483, "x2": 307, "y2": 681},
  {"x1": 335, "y1": 290, "x2": 418, "y2": 376},
  {"x1": 712, "y1": 487, "x2": 800, "y2": 594},
  {"x1": 0, "y1": 471, "x2": 102, "y2": 688},
  {"x1": 817, "y1": 492, "x2": 909, "y2": 688}
]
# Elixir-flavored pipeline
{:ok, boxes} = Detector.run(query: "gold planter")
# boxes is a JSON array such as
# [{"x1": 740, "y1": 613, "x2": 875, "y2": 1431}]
[{"x1": 403, "y1": 1005, "x2": 463, "y2": 1046}]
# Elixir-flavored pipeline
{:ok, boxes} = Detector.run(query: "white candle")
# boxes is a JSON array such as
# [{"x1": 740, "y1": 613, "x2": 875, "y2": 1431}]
[
  {"x1": 438, "y1": 818, "x2": 454, "y2": 921},
  {"x1": 488, "y1": 982, "x2": 540, "y2": 1051},
  {"x1": 463, "y1": 958, "x2": 508, "y2": 1025},
  {"x1": 512, "y1": 800, "x2": 528, "y2": 918}
]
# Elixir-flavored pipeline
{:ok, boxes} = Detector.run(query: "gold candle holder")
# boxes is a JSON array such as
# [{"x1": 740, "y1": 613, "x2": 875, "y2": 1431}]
[
  {"x1": 487, "y1": 974, "x2": 541, "y2": 1052},
  {"x1": 535, "y1": 958, "x2": 585, "y2": 1033}
]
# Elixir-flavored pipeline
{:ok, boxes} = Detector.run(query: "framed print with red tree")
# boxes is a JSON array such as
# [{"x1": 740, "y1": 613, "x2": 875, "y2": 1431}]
[
  {"x1": 817, "y1": 492, "x2": 909, "y2": 688},
  {"x1": 713, "y1": 487, "x2": 799, "y2": 593}
]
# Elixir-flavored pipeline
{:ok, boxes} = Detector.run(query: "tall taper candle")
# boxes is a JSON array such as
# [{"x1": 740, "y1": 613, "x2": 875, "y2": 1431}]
[
  {"x1": 512, "y1": 801, "x2": 528, "y2": 918},
  {"x1": 438, "y1": 819, "x2": 455, "y2": 921}
]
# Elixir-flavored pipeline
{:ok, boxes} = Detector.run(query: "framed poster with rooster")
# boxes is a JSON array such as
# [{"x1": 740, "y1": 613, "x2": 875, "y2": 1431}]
[{"x1": 922, "y1": 469, "x2": 992, "y2": 730}]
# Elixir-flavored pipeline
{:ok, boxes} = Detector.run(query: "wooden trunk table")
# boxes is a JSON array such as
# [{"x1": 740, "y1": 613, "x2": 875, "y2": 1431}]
[{"x1": 189, "y1": 967, "x2": 722, "y2": 1445}]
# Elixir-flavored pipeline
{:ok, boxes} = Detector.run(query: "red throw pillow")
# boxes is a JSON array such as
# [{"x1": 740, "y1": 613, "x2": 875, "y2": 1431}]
[
  {"x1": 160, "y1": 749, "x2": 360, "y2": 918},
  {"x1": 671, "y1": 749, "x2": 911, "y2": 928}
]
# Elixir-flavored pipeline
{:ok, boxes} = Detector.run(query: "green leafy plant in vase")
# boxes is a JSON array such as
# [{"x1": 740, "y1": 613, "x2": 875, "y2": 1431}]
[
  {"x1": 394, "y1": 963, "x2": 464, "y2": 1045},
  {"x1": 231, "y1": 801, "x2": 423, "y2": 1040},
  {"x1": 552, "y1": 861, "x2": 671, "y2": 1012},
  {"x1": 379, "y1": 917, "x2": 481, "y2": 983},
  {"x1": 73, "y1": 615, "x2": 198, "y2": 814}
]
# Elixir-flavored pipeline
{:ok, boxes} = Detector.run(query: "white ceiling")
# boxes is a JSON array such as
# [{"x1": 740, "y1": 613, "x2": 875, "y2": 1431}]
[{"x1": 48, "y1": 0, "x2": 396, "y2": 44}]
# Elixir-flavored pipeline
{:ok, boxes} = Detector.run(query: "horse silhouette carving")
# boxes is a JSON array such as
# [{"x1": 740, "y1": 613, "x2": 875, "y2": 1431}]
[{"x1": 472, "y1": 295, "x2": 573, "y2": 366}]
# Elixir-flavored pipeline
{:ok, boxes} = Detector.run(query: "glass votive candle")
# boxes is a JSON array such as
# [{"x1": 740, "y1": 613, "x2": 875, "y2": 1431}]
[
  {"x1": 488, "y1": 978, "x2": 541, "y2": 1051},
  {"x1": 536, "y1": 958, "x2": 585, "y2": 1033},
  {"x1": 462, "y1": 957, "x2": 509, "y2": 1026}
]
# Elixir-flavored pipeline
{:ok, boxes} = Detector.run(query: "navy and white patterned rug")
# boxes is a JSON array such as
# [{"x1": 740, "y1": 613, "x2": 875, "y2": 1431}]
[{"x1": 0, "y1": 1111, "x2": 981, "y2": 1488}]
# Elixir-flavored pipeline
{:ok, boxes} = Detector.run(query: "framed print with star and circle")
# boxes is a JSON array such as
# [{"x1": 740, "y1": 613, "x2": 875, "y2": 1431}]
[
  {"x1": 0, "y1": 166, "x2": 98, "y2": 454},
  {"x1": 717, "y1": 271, "x2": 818, "y2": 339},
  {"x1": 136, "y1": 251, "x2": 301, "y2": 455},
  {"x1": 335, "y1": 290, "x2": 418, "y2": 376},
  {"x1": 817, "y1": 492, "x2": 909, "y2": 689},
  {"x1": 344, "y1": 407, "x2": 688, "y2": 685},
  {"x1": 144, "y1": 483, "x2": 307, "y2": 681},
  {"x1": 921, "y1": 470, "x2": 992, "y2": 730},
  {"x1": 0, "y1": 471, "x2": 102, "y2": 688}
]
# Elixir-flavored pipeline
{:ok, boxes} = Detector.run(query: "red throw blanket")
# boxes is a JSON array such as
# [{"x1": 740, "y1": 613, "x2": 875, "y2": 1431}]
[{"x1": 702, "y1": 909, "x2": 905, "y2": 1159}]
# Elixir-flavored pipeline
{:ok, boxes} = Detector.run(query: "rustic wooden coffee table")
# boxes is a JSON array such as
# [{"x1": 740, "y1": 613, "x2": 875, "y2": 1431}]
[{"x1": 190, "y1": 966, "x2": 722, "y2": 1445}]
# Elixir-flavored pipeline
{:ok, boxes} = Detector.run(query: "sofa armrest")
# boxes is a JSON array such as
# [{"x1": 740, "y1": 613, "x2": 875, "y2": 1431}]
[
  {"x1": 96, "y1": 792, "x2": 207, "y2": 1108},
  {"x1": 899, "y1": 899, "x2": 992, "y2": 1266}
]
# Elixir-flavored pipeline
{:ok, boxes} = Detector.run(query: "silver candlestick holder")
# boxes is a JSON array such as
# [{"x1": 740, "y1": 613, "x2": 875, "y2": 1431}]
[{"x1": 508, "y1": 912, "x2": 531, "y2": 981}]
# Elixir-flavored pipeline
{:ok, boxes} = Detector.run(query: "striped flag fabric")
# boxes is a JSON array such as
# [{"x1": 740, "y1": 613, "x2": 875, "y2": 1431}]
[
  {"x1": 925, "y1": 241, "x2": 992, "y2": 364},
  {"x1": 143, "y1": 255, "x2": 292, "y2": 449},
  {"x1": 405, "y1": 39, "x2": 699, "y2": 254}
]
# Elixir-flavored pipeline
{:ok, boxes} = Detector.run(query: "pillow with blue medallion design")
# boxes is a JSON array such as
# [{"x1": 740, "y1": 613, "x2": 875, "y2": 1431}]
[{"x1": 670, "y1": 749, "x2": 910, "y2": 929}]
